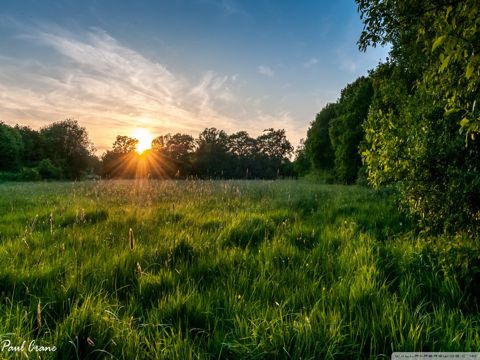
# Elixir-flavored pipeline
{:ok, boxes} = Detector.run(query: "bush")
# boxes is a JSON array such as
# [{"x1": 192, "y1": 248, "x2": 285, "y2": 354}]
[
  {"x1": 36, "y1": 159, "x2": 63, "y2": 180},
  {"x1": 0, "y1": 171, "x2": 20, "y2": 182},
  {"x1": 19, "y1": 167, "x2": 40, "y2": 181},
  {"x1": 363, "y1": 64, "x2": 480, "y2": 234}
]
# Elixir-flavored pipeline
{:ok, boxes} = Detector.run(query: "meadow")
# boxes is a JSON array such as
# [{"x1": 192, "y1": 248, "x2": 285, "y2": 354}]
[{"x1": 0, "y1": 180, "x2": 478, "y2": 359}]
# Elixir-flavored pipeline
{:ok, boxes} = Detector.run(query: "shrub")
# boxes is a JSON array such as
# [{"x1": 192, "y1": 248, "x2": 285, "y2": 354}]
[
  {"x1": 36, "y1": 159, "x2": 63, "y2": 180},
  {"x1": 19, "y1": 167, "x2": 41, "y2": 181}
]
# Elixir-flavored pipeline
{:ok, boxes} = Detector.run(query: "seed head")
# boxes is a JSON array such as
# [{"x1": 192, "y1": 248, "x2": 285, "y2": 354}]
[{"x1": 129, "y1": 228, "x2": 134, "y2": 251}]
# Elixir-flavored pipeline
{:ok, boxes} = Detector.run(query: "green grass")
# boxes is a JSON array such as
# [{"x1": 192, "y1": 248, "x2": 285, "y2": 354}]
[{"x1": 0, "y1": 180, "x2": 478, "y2": 359}]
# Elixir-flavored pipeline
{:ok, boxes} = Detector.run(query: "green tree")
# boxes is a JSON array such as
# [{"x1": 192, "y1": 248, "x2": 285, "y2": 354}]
[
  {"x1": 292, "y1": 139, "x2": 310, "y2": 177},
  {"x1": 357, "y1": 0, "x2": 480, "y2": 232},
  {"x1": 357, "y1": 0, "x2": 480, "y2": 135},
  {"x1": 228, "y1": 131, "x2": 257, "y2": 178},
  {"x1": 111, "y1": 135, "x2": 139, "y2": 154},
  {"x1": 40, "y1": 119, "x2": 94, "y2": 179},
  {"x1": 194, "y1": 128, "x2": 230, "y2": 178},
  {"x1": 329, "y1": 76, "x2": 373, "y2": 183},
  {"x1": 15, "y1": 125, "x2": 44, "y2": 166},
  {"x1": 152, "y1": 133, "x2": 195, "y2": 177},
  {"x1": 102, "y1": 135, "x2": 138, "y2": 178},
  {"x1": 304, "y1": 103, "x2": 337, "y2": 172},
  {"x1": 256, "y1": 128, "x2": 294, "y2": 179},
  {"x1": 0, "y1": 122, "x2": 24, "y2": 171}
]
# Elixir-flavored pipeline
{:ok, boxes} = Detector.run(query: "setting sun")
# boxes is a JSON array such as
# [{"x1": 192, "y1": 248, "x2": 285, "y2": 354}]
[{"x1": 132, "y1": 128, "x2": 153, "y2": 154}]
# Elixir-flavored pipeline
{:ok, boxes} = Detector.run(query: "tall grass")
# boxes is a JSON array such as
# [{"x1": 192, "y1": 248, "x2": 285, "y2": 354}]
[{"x1": 0, "y1": 180, "x2": 478, "y2": 359}]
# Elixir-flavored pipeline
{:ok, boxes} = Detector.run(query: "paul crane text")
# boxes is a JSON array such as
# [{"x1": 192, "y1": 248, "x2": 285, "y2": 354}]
[{"x1": 1, "y1": 339, "x2": 57, "y2": 353}]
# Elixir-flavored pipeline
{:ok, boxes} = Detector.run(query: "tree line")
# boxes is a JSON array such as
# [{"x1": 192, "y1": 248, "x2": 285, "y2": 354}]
[
  {"x1": 297, "y1": 0, "x2": 480, "y2": 234},
  {"x1": 103, "y1": 127, "x2": 294, "y2": 179},
  {"x1": 0, "y1": 120, "x2": 295, "y2": 181}
]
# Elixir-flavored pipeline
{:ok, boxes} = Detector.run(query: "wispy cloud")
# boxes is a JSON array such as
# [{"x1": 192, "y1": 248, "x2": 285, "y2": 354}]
[
  {"x1": 257, "y1": 65, "x2": 274, "y2": 77},
  {"x1": 0, "y1": 26, "x2": 306, "y2": 152},
  {"x1": 198, "y1": 0, "x2": 248, "y2": 17},
  {"x1": 303, "y1": 58, "x2": 318, "y2": 68}
]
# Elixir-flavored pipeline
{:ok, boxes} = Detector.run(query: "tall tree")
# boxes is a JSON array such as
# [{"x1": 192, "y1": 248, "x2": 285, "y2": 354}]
[
  {"x1": 102, "y1": 135, "x2": 138, "y2": 178},
  {"x1": 329, "y1": 76, "x2": 373, "y2": 183},
  {"x1": 357, "y1": 0, "x2": 480, "y2": 232},
  {"x1": 304, "y1": 103, "x2": 337, "y2": 172},
  {"x1": 194, "y1": 128, "x2": 230, "y2": 178},
  {"x1": 40, "y1": 119, "x2": 94, "y2": 179},
  {"x1": 0, "y1": 122, "x2": 23, "y2": 171},
  {"x1": 15, "y1": 125, "x2": 44, "y2": 166},
  {"x1": 357, "y1": 0, "x2": 480, "y2": 135}
]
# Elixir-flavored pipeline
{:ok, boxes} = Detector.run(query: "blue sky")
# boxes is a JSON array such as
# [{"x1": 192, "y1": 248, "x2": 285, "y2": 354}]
[{"x1": 0, "y1": 0, "x2": 388, "y2": 153}]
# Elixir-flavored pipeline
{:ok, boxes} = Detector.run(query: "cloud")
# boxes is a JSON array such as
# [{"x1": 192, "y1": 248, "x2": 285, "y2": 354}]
[
  {"x1": 198, "y1": 0, "x2": 248, "y2": 17},
  {"x1": 0, "y1": 25, "x2": 308, "y2": 154},
  {"x1": 257, "y1": 65, "x2": 274, "y2": 77},
  {"x1": 303, "y1": 58, "x2": 318, "y2": 68},
  {"x1": 0, "y1": 27, "x2": 249, "y2": 152}
]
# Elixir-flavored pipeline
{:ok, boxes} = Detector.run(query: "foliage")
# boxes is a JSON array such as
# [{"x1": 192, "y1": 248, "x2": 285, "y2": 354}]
[
  {"x1": 304, "y1": 103, "x2": 337, "y2": 172},
  {"x1": 329, "y1": 76, "x2": 373, "y2": 183},
  {"x1": 0, "y1": 181, "x2": 478, "y2": 358},
  {"x1": 151, "y1": 133, "x2": 196, "y2": 177},
  {"x1": 16, "y1": 125, "x2": 44, "y2": 166},
  {"x1": 292, "y1": 139, "x2": 310, "y2": 177},
  {"x1": 302, "y1": 77, "x2": 373, "y2": 184},
  {"x1": 357, "y1": 0, "x2": 480, "y2": 233},
  {"x1": 40, "y1": 119, "x2": 95, "y2": 179},
  {"x1": 36, "y1": 158, "x2": 63, "y2": 180},
  {"x1": 0, "y1": 122, "x2": 23, "y2": 171},
  {"x1": 194, "y1": 127, "x2": 230, "y2": 178},
  {"x1": 357, "y1": 0, "x2": 480, "y2": 135},
  {"x1": 19, "y1": 167, "x2": 41, "y2": 181}
]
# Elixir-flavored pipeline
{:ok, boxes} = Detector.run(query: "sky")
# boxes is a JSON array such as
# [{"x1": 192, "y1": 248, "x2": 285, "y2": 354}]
[{"x1": 0, "y1": 0, "x2": 388, "y2": 154}]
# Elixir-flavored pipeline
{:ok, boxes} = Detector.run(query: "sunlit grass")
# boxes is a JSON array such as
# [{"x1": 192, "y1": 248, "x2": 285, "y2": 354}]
[{"x1": 0, "y1": 180, "x2": 478, "y2": 359}]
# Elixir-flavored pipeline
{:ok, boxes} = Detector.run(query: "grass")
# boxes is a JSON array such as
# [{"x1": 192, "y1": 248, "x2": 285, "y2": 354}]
[{"x1": 0, "y1": 180, "x2": 478, "y2": 359}]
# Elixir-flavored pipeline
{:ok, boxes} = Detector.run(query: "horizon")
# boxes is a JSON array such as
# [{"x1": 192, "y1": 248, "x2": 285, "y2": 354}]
[{"x1": 0, "y1": 0, "x2": 388, "y2": 153}]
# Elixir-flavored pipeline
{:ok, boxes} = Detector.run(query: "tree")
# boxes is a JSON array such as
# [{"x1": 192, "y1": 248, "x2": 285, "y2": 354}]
[
  {"x1": 111, "y1": 135, "x2": 138, "y2": 154},
  {"x1": 357, "y1": 0, "x2": 480, "y2": 135},
  {"x1": 102, "y1": 135, "x2": 138, "y2": 178},
  {"x1": 151, "y1": 133, "x2": 195, "y2": 177},
  {"x1": 15, "y1": 125, "x2": 44, "y2": 166},
  {"x1": 256, "y1": 128, "x2": 294, "y2": 179},
  {"x1": 329, "y1": 76, "x2": 373, "y2": 184},
  {"x1": 0, "y1": 122, "x2": 23, "y2": 171},
  {"x1": 227, "y1": 131, "x2": 257, "y2": 178},
  {"x1": 257, "y1": 128, "x2": 293, "y2": 160},
  {"x1": 304, "y1": 103, "x2": 337, "y2": 172},
  {"x1": 40, "y1": 119, "x2": 94, "y2": 179},
  {"x1": 357, "y1": 0, "x2": 480, "y2": 232},
  {"x1": 292, "y1": 139, "x2": 310, "y2": 177},
  {"x1": 194, "y1": 128, "x2": 230, "y2": 178}
]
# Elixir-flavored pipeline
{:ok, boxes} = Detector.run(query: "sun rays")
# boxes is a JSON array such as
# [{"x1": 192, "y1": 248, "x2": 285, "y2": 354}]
[{"x1": 132, "y1": 128, "x2": 153, "y2": 154}]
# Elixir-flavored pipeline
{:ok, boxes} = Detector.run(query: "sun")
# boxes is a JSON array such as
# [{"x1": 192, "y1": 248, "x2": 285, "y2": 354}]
[{"x1": 132, "y1": 128, "x2": 153, "y2": 154}]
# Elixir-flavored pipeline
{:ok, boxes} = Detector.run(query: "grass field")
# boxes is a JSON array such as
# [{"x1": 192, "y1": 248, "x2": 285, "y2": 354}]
[{"x1": 0, "y1": 180, "x2": 479, "y2": 359}]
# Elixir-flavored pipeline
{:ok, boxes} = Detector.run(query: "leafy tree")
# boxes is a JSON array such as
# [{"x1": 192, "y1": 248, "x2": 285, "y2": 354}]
[
  {"x1": 329, "y1": 76, "x2": 373, "y2": 183},
  {"x1": 304, "y1": 103, "x2": 337, "y2": 172},
  {"x1": 357, "y1": 0, "x2": 480, "y2": 232},
  {"x1": 152, "y1": 133, "x2": 195, "y2": 177},
  {"x1": 102, "y1": 135, "x2": 138, "y2": 178},
  {"x1": 111, "y1": 135, "x2": 138, "y2": 154},
  {"x1": 357, "y1": 0, "x2": 480, "y2": 135},
  {"x1": 292, "y1": 139, "x2": 310, "y2": 177},
  {"x1": 40, "y1": 119, "x2": 94, "y2": 179},
  {"x1": 0, "y1": 122, "x2": 23, "y2": 171},
  {"x1": 37, "y1": 158, "x2": 62, "y2": 180},
  {"x1": 257, "y1": 128, "x2": 293, "y2": 160},
  {"x1": 15, "y1": 125, "x2": 44, "y2": 166},
  {"x1": 228, "y1": 131, "x2": 257, "y2": 158},
  {"x1": 227, "y1": 131, "x2": 257, "y2": 178},
  {"x1": 194, "y1": 128, "x2": 230, "y2": 178}
]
